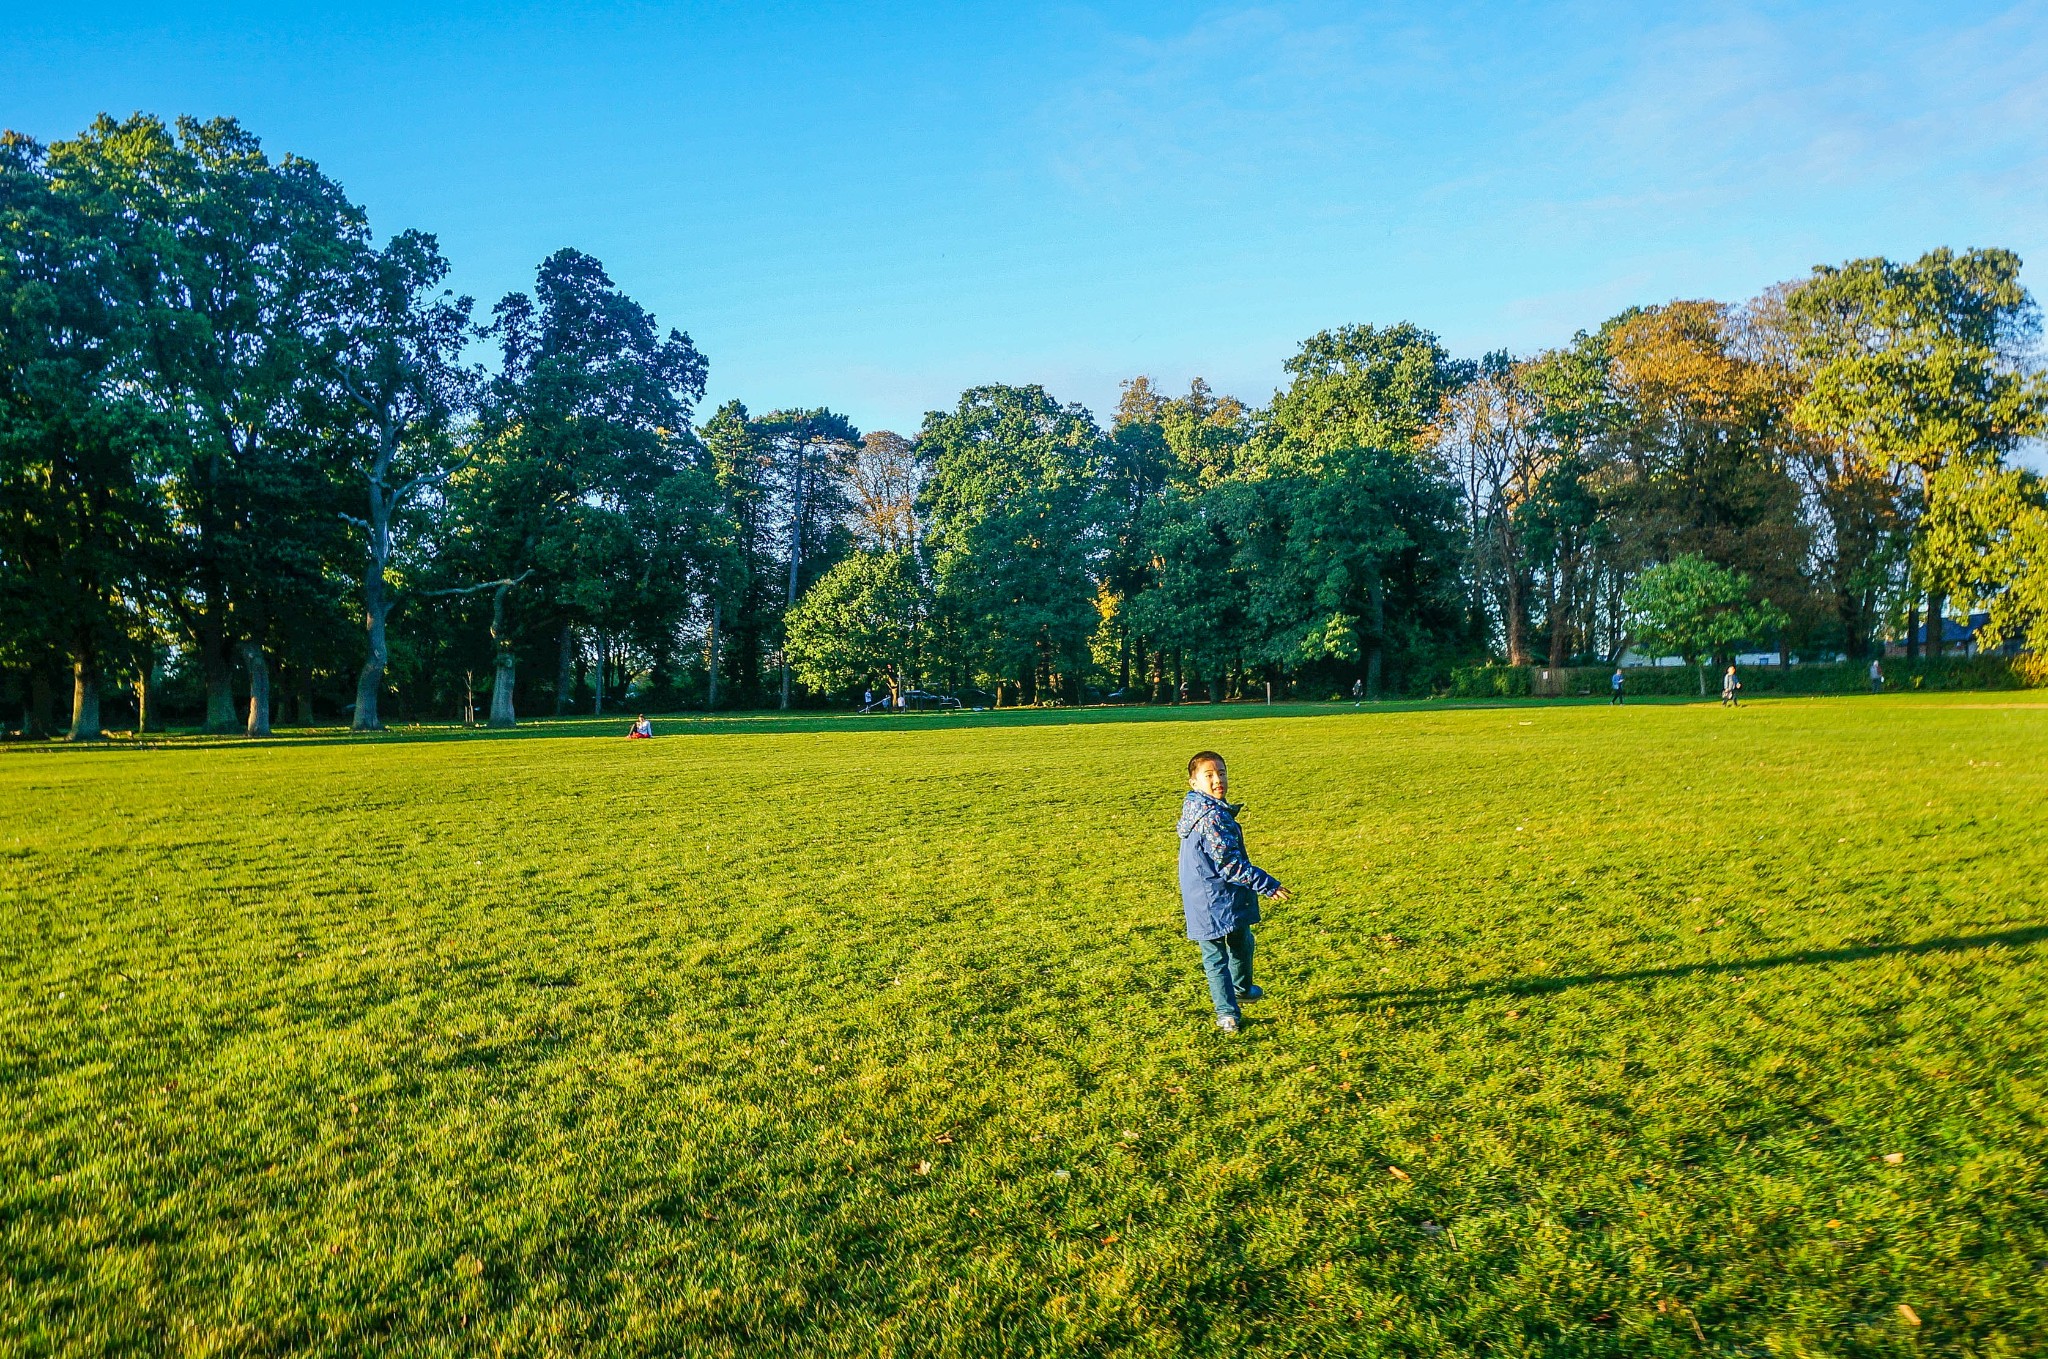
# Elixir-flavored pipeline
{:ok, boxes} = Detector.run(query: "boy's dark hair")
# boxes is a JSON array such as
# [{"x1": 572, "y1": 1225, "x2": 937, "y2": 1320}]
[{"x1": 1188, "y1": 750, "x2": 1226, "y2": 778}]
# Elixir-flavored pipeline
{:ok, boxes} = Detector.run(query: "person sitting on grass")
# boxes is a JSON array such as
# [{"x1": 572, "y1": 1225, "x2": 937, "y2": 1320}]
[
  {"x1": 1178, "y1": 751, "x2": 1290, "y2": 1034},
  {"x1": 628, "y1": 714, "x2": 654, "y2": 738}
]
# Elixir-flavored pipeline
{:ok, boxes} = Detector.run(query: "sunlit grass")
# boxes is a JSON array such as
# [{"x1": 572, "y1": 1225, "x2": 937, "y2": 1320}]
[{"x1": 3, "y1": 693, "x2": 2045, "y2": 1355}]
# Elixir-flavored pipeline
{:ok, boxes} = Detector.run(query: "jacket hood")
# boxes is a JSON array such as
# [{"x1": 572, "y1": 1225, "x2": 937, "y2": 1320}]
[{"x1": 1178, "y1": 788, "x2": 1243, "y2": 837}]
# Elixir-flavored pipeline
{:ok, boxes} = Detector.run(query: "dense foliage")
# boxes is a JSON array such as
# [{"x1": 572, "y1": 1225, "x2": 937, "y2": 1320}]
[{"x1": 5, "y1": 114, "x2": 2047, "y2": 736}]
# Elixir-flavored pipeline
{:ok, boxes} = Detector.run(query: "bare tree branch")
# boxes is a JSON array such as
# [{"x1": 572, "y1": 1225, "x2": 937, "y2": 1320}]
[
  {"x1": 397, "y1": 443, "x2": 477, "y2": 502},
  {"x1": 337, "y1": 367, "x2": 379, "y2": 416},
  {"x1": 417, "y1": 568, "x2": 535, "y2": 600}
]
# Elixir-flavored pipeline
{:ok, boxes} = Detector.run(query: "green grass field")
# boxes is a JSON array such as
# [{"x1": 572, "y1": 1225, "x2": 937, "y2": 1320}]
[{"x1": 4, "y1": 695, "x2": 2046, "y2": 1357}]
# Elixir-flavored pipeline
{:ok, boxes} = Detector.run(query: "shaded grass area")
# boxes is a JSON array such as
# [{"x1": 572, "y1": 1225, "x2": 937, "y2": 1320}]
[{"x1": 3, "y1": 694, "x2": 2046, "y2": 1355}]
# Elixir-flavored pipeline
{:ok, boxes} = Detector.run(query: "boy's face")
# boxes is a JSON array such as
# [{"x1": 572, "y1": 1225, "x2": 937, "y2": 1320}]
[{"x1": 1190, "y1": 759, "x2": 1228, "y2": 801}]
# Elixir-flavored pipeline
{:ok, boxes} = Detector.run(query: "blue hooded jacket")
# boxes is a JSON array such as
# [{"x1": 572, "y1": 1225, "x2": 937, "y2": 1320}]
[{"x1": 1177, "y1": 789, "x2": 1283, "y2": 940}]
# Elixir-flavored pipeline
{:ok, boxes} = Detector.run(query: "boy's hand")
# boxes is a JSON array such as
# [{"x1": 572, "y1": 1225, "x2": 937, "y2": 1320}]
[{"x1": 1271, "y1": 887, "x2": 1293, "y2": 902}]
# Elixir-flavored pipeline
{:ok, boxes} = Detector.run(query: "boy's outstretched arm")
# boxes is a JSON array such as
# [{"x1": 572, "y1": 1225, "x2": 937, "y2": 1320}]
[{"x1": 1200, "y1": 814, "x2": 1286, "y2": 897}]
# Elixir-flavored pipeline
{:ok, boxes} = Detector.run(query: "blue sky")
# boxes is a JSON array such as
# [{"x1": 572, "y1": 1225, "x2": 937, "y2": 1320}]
[{"x1": 10, "y1": 2, "x2": 2048, "y2": 437}]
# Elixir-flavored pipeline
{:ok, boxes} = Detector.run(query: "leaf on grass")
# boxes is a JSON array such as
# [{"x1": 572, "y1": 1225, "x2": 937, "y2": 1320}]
[
  {"x1": 1388, "y1": 1166, "x2": 1411, "y2": 1182},
  {"x1": 1897, "y1": 1303, "x2": 1921, "y2": 1327},
  {"x1": 915, "y1": 1161, "x2": 932, "y2": 1175},
  {"x1": 1883, "y1": 1152, "x2": 1905, "y2": 1165},
  {"x1": 1100, "y1": 1233, "x2": 1119, "y2": 1244}
]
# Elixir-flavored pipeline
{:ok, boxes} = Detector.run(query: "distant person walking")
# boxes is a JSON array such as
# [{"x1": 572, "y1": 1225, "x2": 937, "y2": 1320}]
[
  {"x1": 1721, "y1": 666, "x2": 1741, "y2": 707},
  {"x1": 1352, "y1": 678, "x2": 1364, "y2": 706},
  {"x1": 1869, "y1": 658, "x2": 1883, "y2": 692},
  {"x1": 1178, "y1": 751, "x2": 1290, "y2": 1034},
  {"x1": 1610, "y1": 667, "x2": 1625, "y2": 705}
]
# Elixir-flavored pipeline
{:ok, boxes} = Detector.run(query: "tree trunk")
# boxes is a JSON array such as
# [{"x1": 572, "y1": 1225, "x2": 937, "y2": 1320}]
[
  {"x1": 26, "y1": 668, "x2": 56, "y2": 738},
  {"x1": 297, "y1": 665, "x2": 315, "y2": 726},
  {"x1": 243, "y1": 641, "x2": 272, "y2": 737},
  {"x1": 1697, "y1": 661, "x2": 1707, "y2": 697},
  {"x1": 489, "y1": 654, "x2": 516, "y2": 727},
  {"x1": 1547, "y1": 566, "x2": 1569, "y2": 670},
  {"x1": 1927, "y1": 591, "x2": 1945, "y2": 659},
  {"x1": 354, "y1": 618, "x2": 387, "y2": 731},
  {"x1": 200, "y1": 624, "x2": 237, "y2": 734},
  {"x1": 69, "y1": 651, "x2": 102, "y2": 742},
  {"x1": 1504, "y1": 571, "x2": 1527, "y2": 666},
  {"x1": 131, "y1": 649, "x2": 161, "y2": 734},
  {"x1": 1367, "y1": 574, "x2": 1387, "y2": 699},
  {"x1": 592, "y1": 634, "x2": 607, "y2": 715},
  {"x1": 488, "y1": 578, "x2": 519, "y2": 728},
  {"x1": 1905, "y1": 601, "x2": 1920, "y2": 661},
  {"x1": 556, "y1": 624, "x2": 576, "y2": 714},
  {"x1": 781, "y1": 445, "x2": 807, "y2": 712},
  {"x1": 1842, "y1": 590, "x2": 1869, "y2": 661},
  {"x1": 354, "y1": 564, "x2": 390, "y2": 730},
  {"x1": 706, "y1": 602, "x2": 722, "y2": 710}
]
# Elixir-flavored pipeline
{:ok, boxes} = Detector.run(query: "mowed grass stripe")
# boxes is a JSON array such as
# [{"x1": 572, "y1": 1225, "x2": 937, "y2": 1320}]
[{"x1": 3, "y1": 694, "x2": 2046, "y2": 1356}]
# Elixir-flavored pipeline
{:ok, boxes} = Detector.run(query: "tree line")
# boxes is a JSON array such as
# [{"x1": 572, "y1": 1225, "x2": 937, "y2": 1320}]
[{"x1": 5, "y1": 113, "x2": 2046, "y2": 739}]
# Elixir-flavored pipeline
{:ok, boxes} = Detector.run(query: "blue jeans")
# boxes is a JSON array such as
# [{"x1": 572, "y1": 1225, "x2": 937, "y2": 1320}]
[{"x1": 1198, "y1": 926, "x2": 1255, "y2": 1018}]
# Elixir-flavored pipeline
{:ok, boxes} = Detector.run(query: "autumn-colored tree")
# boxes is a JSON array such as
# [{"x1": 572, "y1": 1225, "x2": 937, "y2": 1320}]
[{"x1": 1602, "y1": 301, "x2": 1810, "y2": 655}]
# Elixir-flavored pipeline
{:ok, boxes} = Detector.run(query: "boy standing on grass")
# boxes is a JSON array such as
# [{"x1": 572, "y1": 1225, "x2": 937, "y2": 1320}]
[{"x1": 1178, "y1": 751, "x2": 1290, "y2": 1033}]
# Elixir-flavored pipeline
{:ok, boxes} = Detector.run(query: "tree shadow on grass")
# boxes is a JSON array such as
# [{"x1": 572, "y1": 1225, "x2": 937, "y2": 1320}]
[{"x1": 1335, "y1": 924, "x2": 2048, "y2": 1014}]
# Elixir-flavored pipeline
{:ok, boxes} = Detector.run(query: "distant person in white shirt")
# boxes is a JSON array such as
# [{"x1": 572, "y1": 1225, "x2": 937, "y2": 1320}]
[
  {"x1": 1722, "y1": 666, "x2": 1741, "y2": 707},
  {"x1": 1869, "y1": 659, "x2": 1883, "y2": 692}
]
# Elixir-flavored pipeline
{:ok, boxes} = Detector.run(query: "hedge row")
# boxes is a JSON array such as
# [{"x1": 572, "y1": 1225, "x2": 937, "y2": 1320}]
[{"x1": 1446, "y1": 655, "x2": 2042, "y2": 699}]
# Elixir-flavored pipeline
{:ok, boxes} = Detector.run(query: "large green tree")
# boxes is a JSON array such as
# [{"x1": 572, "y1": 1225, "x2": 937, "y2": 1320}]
[
  {"x1": 1625, "y1": 554, "x2": 1789, "y2": 695},
  {"x1": 47, "y1": 114, "x2": 367, "y2": 734},
  {"x1": 447, "y1": 248, "x2": 710, "y2": 725},
  {"x1": 0, "y1": 132, "x2": 166, "y2": 739},
  {"x1": 919, "y1": 385, "x2": 1102, "y2": 705},
  {"x1": 783, "y1": 548, "x2": 924, "y2": 702},
  {"x1": 699, "y1": 400, "x2": 774, "y2": 707},
  {"x1": 1787, "y1": 248, "x2": 2048, "y2": 656},
  {"x1": 1260, "y1": 322, "x2": 1470, "y2": 470},
  {"x1": 325, "y1": 230, "x2": 478, "y2": 730},
  {"x1": 756, "y1": 407, "x2": 859, "y2": 708}
]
